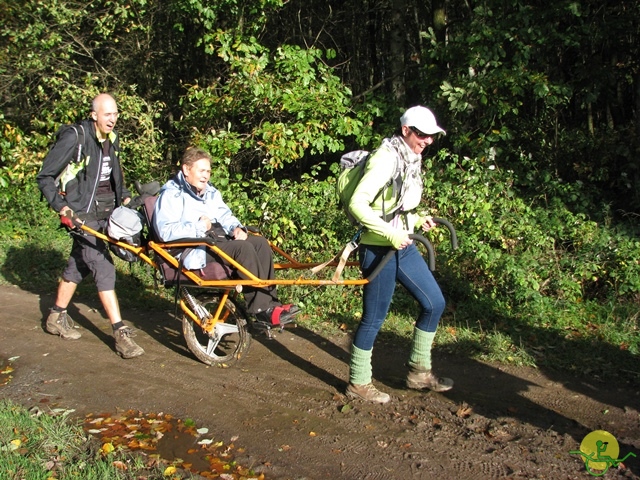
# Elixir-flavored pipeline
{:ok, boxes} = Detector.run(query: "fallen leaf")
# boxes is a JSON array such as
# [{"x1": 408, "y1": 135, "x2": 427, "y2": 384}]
[
  {"x1": 309, "y1": 431, "x2": 317, "y2": 437},
  {"x1": 101, "y1": 442, "x2": 115, "y2": 454},
  {"x1": 456, "y1": 404, "x2": 473, "y2": 418},
  {"x1": 163, "y1": 465, "x2": 177, "y2": 476},
  {"x1": 51, "y1": 407, "x2": 75, "y2": 415},
  {"x1": 112, "y1": 460, "x2": 127, "y2": 470}
]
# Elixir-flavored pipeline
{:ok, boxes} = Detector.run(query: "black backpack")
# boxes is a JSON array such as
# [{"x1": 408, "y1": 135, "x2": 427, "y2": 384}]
[{"x1": 50, "y1": 123, "x2": 87, "y2": 194}]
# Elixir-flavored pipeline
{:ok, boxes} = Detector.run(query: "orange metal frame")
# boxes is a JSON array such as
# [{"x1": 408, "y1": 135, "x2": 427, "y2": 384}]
[{"x1": 81, "y1": 224, "x2": 366, "y2": 289}]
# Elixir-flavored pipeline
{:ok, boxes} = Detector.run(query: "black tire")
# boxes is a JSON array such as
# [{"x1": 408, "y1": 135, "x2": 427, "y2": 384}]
[{"x1": 182, "y1": 293, "x2": 251, "y2": 366}]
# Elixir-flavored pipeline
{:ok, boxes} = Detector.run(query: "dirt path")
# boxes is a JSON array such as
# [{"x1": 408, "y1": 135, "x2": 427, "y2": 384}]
[{"x1": 1, "y1": 284, "x2": 638, "y2": 479}]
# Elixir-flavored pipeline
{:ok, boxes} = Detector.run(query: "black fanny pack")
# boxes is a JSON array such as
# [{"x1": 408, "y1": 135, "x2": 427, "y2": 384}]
[
  {"x1": 205, "y1": 222, "x2": 231, "y2": 243},
  {"x1": 94, "y1": 193, "x2": 116, "y2": 221}
]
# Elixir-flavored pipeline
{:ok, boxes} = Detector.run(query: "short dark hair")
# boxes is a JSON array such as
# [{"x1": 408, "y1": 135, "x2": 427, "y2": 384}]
[{"x1": 180, "y1": 147, "x2": 212, "y2": 168}]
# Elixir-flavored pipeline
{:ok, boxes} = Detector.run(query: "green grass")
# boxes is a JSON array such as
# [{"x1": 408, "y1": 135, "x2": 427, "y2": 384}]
[{"x1": 0, "y1": 400, "x2": 166, "y2": 480}]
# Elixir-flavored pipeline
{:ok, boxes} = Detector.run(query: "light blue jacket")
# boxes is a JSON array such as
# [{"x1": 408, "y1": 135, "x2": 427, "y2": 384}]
[{"x1": 152, "y1": 172, "x2": 244, "y2": 270}]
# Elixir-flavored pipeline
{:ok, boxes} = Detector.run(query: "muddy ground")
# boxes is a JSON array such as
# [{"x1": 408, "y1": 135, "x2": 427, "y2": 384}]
[{"x1": 0, "y1": 283, "x2": 639, "y2": 479}]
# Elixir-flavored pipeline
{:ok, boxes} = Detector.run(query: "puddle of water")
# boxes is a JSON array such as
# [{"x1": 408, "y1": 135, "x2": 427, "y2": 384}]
[
  {"x1": 84, "y1": 410, "x2": 262, "y2": 478},
  {"x1": 1, "y1": 358, "x2": 262, "y2": 478},
  {"x1": 0, "y1": 355, "x2": 18, "y2": 386}
]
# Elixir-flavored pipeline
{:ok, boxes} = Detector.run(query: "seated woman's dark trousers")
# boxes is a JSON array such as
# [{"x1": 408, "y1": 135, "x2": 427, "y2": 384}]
[{"x1": 208, "y1": 235, "x2": 278, "y2": 313}]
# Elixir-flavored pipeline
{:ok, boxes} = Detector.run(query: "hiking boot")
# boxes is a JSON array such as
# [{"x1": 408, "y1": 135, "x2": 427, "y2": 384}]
[
  {"x1": 345, "y1": 383, "x2": 391, "y2": 404},
  {"x1": 406, "y1": 366, "x2": 453, "y2": 392},
  {"x1": 45, "y1": 309, "x2": 81, "y2": 340},
  {"x1": 114, "y1": 327, "x2": 144, "y2": 359}
]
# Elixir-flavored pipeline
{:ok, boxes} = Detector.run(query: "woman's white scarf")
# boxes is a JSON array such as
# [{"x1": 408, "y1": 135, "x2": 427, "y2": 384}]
[{"x1": 382, "y1": 135, "x2": 423, "y2": 227}]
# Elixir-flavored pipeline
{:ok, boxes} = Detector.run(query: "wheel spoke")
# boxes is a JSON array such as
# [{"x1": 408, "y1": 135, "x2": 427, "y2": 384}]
[{"x1": 182, "y1": 293, "x2": 250, "y2": 366}]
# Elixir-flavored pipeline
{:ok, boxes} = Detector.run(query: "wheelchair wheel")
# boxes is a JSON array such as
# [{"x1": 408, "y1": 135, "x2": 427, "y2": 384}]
[{"x1": 181, "y1": 292, "x2": 251, "y2": 366}]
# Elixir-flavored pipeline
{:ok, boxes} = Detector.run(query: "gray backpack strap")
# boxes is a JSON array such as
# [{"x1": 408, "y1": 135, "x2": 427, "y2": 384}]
[{"x1": 73, "y1": 124, "x2": 85, "y2": 165}]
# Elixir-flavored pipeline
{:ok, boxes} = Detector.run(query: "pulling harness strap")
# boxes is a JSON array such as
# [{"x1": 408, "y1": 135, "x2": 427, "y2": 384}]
[
  {"x1": 331, "y1": 240, "x2": 359, "y2": 282},
  {"x1": 310, "y1": 229, "x2": 362, "y2": 281}
]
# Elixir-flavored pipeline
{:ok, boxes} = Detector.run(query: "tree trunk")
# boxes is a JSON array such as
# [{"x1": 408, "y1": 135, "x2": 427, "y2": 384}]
[
  {"x1": 636, "y1": 71, "x2": 640, "y2": 138},
  {"x1": 388, "y1": 0, "x2": 407, "y2": 104}
]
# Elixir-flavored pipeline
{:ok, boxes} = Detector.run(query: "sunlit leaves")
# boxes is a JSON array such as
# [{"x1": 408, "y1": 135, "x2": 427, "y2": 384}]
[{"x1": 179, "y1": 38, "x2": 366, "y2": 178}]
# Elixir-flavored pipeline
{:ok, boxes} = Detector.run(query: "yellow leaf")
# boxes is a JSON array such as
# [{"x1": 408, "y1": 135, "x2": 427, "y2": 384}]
[
  {"x1": 309, "y1": 431, "x2": 317, "y2": 437},
  {"x1": 101, "y1": 442, "x2": 115, "y2": 454},
  {"x1": 164, "y1": 466, "x2": 177, "y2": 476}
]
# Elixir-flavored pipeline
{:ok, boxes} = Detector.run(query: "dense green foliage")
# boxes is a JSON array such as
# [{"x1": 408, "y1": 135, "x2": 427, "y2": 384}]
[{"x1": 0, "y1": 0, "x2": 638, "y2": 381}]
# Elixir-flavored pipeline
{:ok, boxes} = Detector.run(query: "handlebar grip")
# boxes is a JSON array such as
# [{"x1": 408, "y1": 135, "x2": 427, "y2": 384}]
[
  {"x1": 363, "y1": 217, "x2": 457, "y2": 281},
  {"x1": 364, "y1": 249, "x2": 396, "y2": 282},
  {"x1": 409, "y1": 234, "x2": 435, "y2": 271},
  {"x1": 432, "y1": 217, "x2": 458, "y2": 249},
  {"x1": 364, "y1": 235, "x2": 435, "y2": 283}
]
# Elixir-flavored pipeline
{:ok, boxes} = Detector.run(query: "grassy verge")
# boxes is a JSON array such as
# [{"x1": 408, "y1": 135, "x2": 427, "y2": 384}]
[
  {"x1": 0, "y1": 399, "x2": 168, "y2": 479},
  {"x1": 0, "y1": 399, "x2": 265, "y2": 480}
]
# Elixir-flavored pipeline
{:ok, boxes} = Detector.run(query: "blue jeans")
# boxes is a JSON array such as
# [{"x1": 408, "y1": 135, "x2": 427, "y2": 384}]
[{"x1": 353, "y1": 243, "x2": 446, "y2": 351}]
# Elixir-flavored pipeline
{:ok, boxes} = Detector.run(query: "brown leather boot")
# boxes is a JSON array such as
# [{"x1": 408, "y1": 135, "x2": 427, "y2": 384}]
[
  {"x1": 406, "y1": 365, "x2": 453, "y2": 392},
  {"x1": 346, "y1": 383, "x2": 391, "y2": 403},
  {"x1": 114, "y1": 327, "x2": 144, "y2": 359},
  {"x1": 46, "y1": 309, "x2": 81, "y2": 340}
]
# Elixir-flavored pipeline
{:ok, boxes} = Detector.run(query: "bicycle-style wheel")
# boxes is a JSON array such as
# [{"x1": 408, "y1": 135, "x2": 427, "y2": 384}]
[{"x1": 181, "y1": 290, "x2": 251, "y2": 366}]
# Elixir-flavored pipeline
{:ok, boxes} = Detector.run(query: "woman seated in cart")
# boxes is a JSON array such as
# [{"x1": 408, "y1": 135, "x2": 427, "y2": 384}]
[{"x1": 152, "y1": 146, "x2": 299, "y2": 327}]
